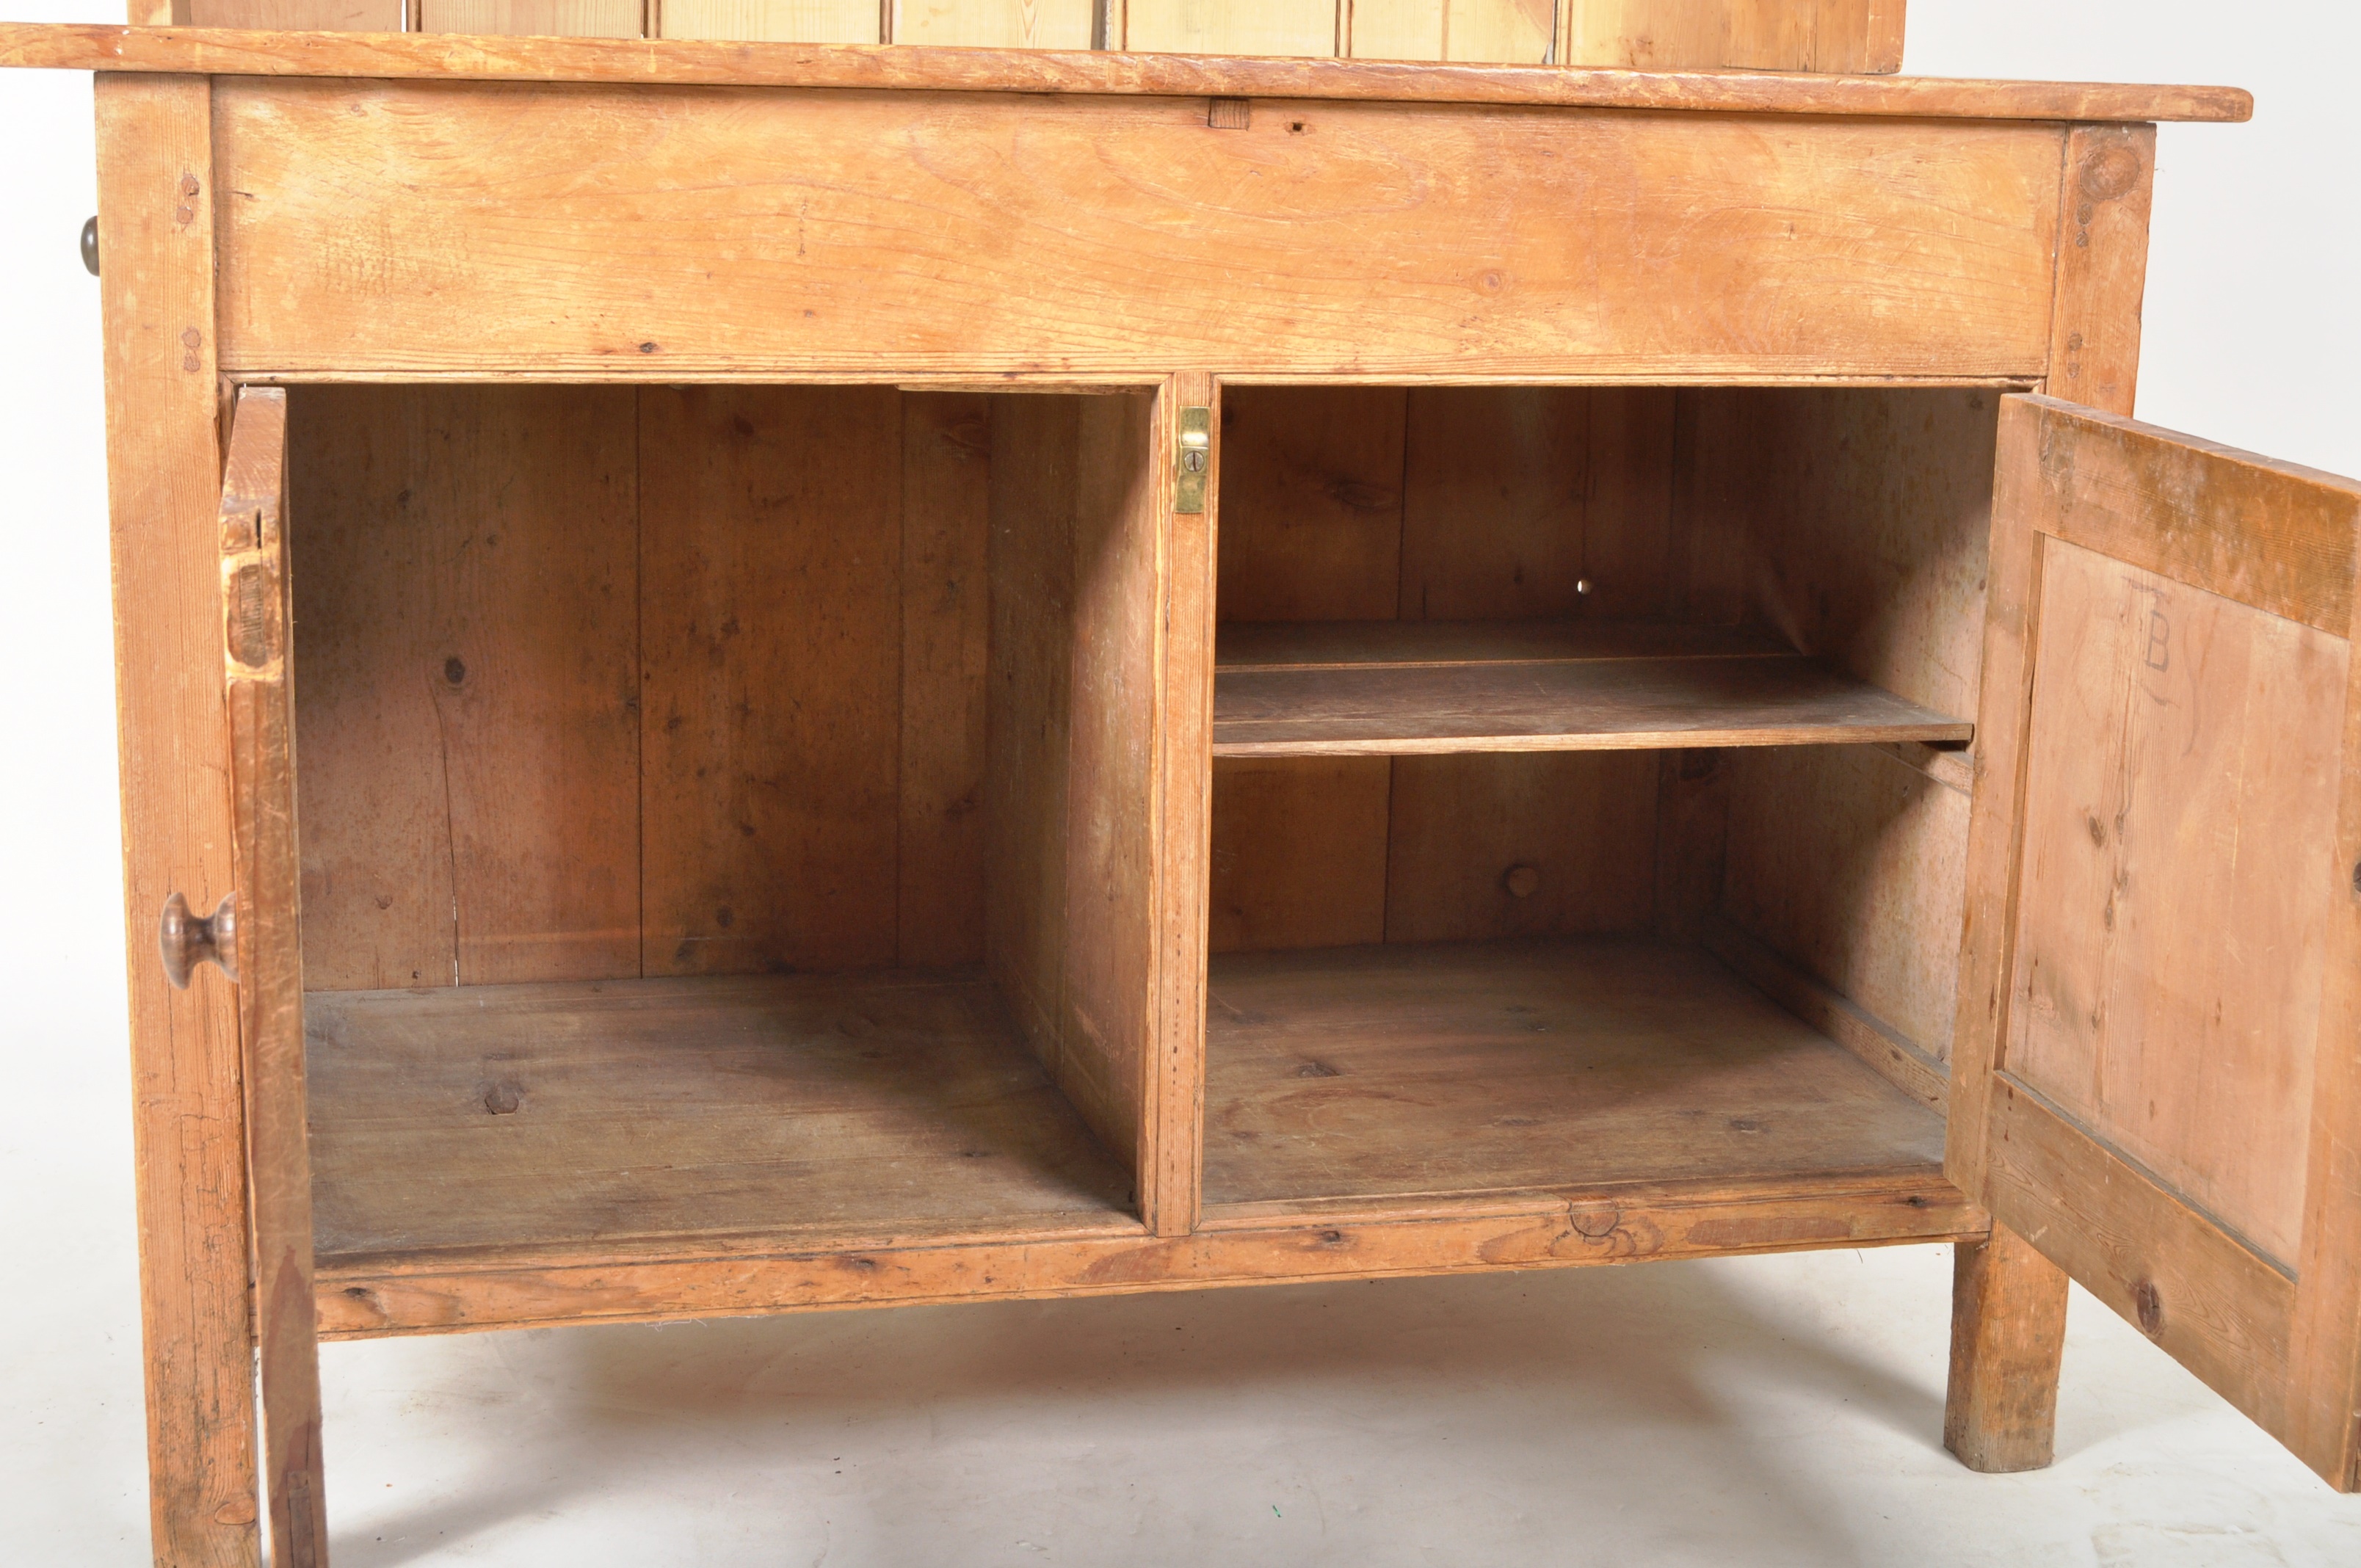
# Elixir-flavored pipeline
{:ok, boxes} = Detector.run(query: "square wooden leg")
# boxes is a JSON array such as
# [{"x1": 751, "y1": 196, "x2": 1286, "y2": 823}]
[{"x1": 1945, "y1": 1222, "x2": 2070, "y2": 1473}]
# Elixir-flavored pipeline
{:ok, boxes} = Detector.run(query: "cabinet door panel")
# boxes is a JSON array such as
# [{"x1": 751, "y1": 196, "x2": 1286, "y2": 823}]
[
  {"x1": 220, "y1": 387, "x2": 330, "y2": 1563},
  {"x1": 1955, "y1": 392, "x2": 2361, "y2": 1489}
]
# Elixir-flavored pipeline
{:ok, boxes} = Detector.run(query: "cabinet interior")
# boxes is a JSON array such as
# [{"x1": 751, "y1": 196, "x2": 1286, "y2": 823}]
[
  {"x1": 1203, "y1": 384, "x2": 2002, "y2": 1216},
  {"x1": 283, "y1": 380, "x2": 2006, "y2": 1267},
  {"x1": 286, "y1": 385, "x2": 1163, "y2": 1264}
]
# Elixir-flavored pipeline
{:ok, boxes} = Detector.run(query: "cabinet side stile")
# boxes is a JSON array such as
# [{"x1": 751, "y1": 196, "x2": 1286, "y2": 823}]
[{"x1": 95, "y1": 70, "x2": 262, "y2": 1568}]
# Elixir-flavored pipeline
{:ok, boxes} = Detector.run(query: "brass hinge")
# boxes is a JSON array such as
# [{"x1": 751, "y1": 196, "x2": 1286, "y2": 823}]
[{"x1": 1175, "y1": 406, "x2": 1211, "y2": 515}]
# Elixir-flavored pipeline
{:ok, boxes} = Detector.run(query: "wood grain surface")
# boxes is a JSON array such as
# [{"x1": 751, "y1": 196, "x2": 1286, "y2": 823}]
[
  {"x1": 1944, "y1": 1222, "x2": 2069, "y2": 1473},
  {"x1": 291, "y1": 385, "x2": 642, "y2": 991},
  {"x1": 315, "y1": 1166, "x2": 1984, "y2": 1337},
  {"x1": 220, "y1": 388, "x2": 330, "y2": 1568},
  {"x1": 209, "y1": 79, "x2": 2070, "y2": 379},
  {"x1": 1214, "y1": 638, "x2": 1973, "y2": 755},
  {"x1": 1203, "y1": 938, "x2": 1947, "y2": 1208},
  {"x1": 308, "y1": 970, "x2": 1137, "y2": 1262},
  {"x1": 4, "y1": 24, "x2": 2252, "y2": 123},
  {"x1": 95, "y1": 72, "x2": 261, "y2": 1568}
]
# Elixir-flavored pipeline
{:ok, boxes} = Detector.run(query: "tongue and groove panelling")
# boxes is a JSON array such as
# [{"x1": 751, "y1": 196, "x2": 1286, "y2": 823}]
[
  {"x1": 145, "y1": 1, "x2": 1904, "y2": 70},
  {"x1": 289, "y1": 385, "x2": 996, "y2": 992}
]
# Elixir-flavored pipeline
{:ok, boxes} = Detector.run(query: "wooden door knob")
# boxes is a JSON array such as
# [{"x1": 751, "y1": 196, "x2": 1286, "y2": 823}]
[{"x1": 159, "y1": 890, "x2": 238, "y2": 988}]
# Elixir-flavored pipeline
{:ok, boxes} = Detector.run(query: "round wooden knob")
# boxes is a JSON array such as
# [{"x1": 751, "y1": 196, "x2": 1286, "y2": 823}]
[
  {"x1": 1504, "y1": 864, "x2": 1542, "y2": 899},
  {"x1": 159, "y1": 891, "x2": 239, "y2": 989}
]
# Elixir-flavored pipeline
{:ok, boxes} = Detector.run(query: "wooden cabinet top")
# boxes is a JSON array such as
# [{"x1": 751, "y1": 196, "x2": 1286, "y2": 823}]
[{"x1": 1, "y1": 22, "x2": 2249, "y2": 123}]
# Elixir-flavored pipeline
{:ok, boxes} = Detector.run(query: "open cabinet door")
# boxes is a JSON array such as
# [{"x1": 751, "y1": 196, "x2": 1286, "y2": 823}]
[
  {"x1": 1953, "y1": 393, "x2": 2361, "y2": 1489},
  {"x1": 220, "y1": 387, "x2": 330, "y2": 1562}
]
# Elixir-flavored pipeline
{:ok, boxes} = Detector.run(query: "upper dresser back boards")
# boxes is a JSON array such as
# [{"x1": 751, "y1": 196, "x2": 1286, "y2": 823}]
[{"x1": 146, "y1": 0, "x2": 1908, "y2": 73}]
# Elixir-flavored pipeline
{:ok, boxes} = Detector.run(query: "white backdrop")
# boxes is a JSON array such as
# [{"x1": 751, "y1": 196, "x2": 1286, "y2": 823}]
[{"x1": 0, "y1": 4, "x2": 2354, "y2": 1562}]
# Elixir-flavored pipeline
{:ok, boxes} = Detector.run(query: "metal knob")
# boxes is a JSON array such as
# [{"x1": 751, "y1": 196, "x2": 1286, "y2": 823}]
[
  {"x1": 81, "y1": 216, "x2": 98, "y2": 277},
  {"x1": 159, "y1": 891, "x2": 238, "y2": 988}
]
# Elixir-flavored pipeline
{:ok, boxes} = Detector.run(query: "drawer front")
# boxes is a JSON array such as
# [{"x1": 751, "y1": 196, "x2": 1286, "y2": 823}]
[{"x1": 214, "y1": 79, "x2": 2065, "y2": 381}]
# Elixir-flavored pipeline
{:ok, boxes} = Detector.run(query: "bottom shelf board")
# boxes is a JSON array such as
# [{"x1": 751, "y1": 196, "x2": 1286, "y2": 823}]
[
  {"x1": 1203, "y1": 938, "x2": 1947, "y2": 1213},
  {"x1": 305, "y1": 968, "x2": 1139, "y2": 1264}
]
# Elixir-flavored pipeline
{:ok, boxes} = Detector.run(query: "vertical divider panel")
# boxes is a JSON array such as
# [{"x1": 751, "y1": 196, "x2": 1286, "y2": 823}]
[
  {"x1": 987, "y1": 387, "x2": 1173, "y2": 1224},
  {"x1": 1069, "y1": 388, "x2": 1165, "y2": 1221},
  {"x1": 1151, "y1": 371, "x2": 1216, "y2": 1235},
  {"x1": 987, "y1": 395, "x2": 1081, "y2": 1075}
]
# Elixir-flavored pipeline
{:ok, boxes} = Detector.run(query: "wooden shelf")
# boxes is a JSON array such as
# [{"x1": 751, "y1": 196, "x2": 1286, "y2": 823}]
[
  {"x1": 306, "y1": 970, "x2": 1139, "y2": 1266},
  {"x1": 1212, "y1": 619, "x2": 1973, "y2": 756},
  {"x1": 1203, "y1": 937, "x2": 1946, "y2": 1215}
]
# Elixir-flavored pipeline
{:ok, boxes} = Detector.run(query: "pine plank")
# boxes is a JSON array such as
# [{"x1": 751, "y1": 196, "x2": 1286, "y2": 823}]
[
  {"x1": 318, "y1": 1166, "x2": 1980, "y2": 1337},
  {"x1": 1123, "y1": 0, "x2": 1337, "y2": 57},
  {"x1": 657, "y1": 0, "x2": 877, "y2": 41},
  {"x1": 1208, "y1": 757, "x2": 1391, "y2": 952},
  {"x1": 422, "y1": 0, "x2": 645, "y2": 36},
  {"x1": 1383, "y1": 754, "x2": 1659, "y2": 940},
  {"x1": 291, "y1": 385, "x2": 642, "y2": 990},
  {"x1": 1212, "y1": 621, "x2": 1973, "y2": 755},
  {"x1": 188, "y1": 0, "x2": 402, "y2": 26},
  {"x1": 5, "y1": 25, "x2": 2250, "y2": 123},
  {"x1": 1214, "y1": 386, "x2": 1404, "y2": 623},
  {"x1": 220, "y1": 388, "x2": 330, "y2": 1568},
  {"x1": 306, "y1": 971, "x2": 1137, "y2": 1261},
  {"x1": 95, "y1": 72, "x2": 261, "y2": 1567},
  {"x1": 892, "y1": 0, "x2": 1092, "y2": 47},
  {"x1": 207, "y1": 81, "x2": 2075, "y2": 380},
  {"x1": 2007, "y1": 539, "x2": 2345, "y2": 1268},
  {"x1": 1203, "y1": 937, "x2": 1948, "y2": 1210},
  {"x1": 639, "y1": 385, "x2": 903, "y2": 976},
  {"x1": 899, "y1": 393, "x2": 993, "y2": 967}
]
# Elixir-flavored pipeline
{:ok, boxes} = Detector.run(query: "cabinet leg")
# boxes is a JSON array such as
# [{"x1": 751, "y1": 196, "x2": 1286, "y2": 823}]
[{"x1": 1945, "y1": 1222, "x2": 2070, "y2": 1473}]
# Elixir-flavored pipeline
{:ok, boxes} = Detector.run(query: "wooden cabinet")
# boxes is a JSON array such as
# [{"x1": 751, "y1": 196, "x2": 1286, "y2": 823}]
[{"x1": 5, "y1": 15, "x2": 2357, "y2": 1566}]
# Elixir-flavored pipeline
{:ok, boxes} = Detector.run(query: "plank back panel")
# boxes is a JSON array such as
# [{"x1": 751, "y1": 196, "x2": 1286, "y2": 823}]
[
  {"x1": 1385, "y1": 753, "x2": 1658, "y2": 940},
  {"x1": 2008, "y1": 539, "x2": 2345, "y2": 1266},
  {"x1": 1348, "y1": 0, "x2": 1556, "y2": 63},
  {"x1": 657, "y1": 0, "x2": 877, "y2": 40},
  {"x1": 893, "y1": 0, "x2": 1093, "y2": 46},
  {"x1": 1210, "y1": 385, "x2": 1678, "y2": 948},
  {"x1": 1561, "y1": 0, "x2": 1904, "y2": 72},
  {"x1": 1207, "y1": 385, "x2": 1404, "y2": 951},
  {"x1": 186, "y1": 0, "x2": 404, "y2": 26},
  {"x1": 290, "y1": 384, "x2": 642, "y2": 990},
  {"x1": 1123, "y1": 0, "x2": 1338, "y2": 55},
  {"x1": 422, "y1": 0, "x2": 648, "y2": 35},
  {"x1": 639, "y1": 385, "x2": 904, "y2": 977},
  {"x1": 213, "y1": 81, "x2": 2064, "y2": 380},
  {"x1": 900, "y1": 393, "x2": 995, "y2": 967},
  {"x1": 1208, "y1": 756, "x2": 1390, "y2": 952}
]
